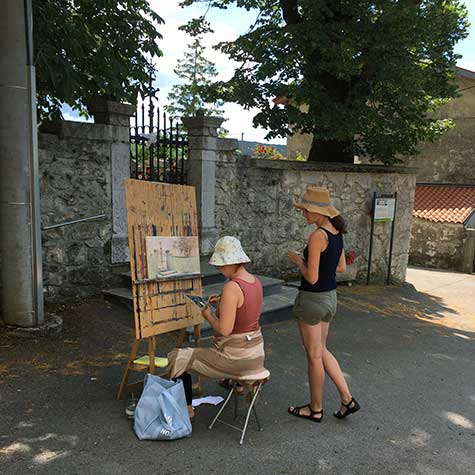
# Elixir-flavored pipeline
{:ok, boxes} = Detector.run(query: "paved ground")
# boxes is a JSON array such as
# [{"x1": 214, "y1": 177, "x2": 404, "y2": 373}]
[
  {"x1": 1, "y1": 270, "x2": 474, "y2": 474},
  {"x1": 406, "y1": 267, "x2": 475, "y2": 328}
]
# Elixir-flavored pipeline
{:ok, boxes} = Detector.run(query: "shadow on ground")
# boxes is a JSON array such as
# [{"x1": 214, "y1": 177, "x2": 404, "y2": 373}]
[
  {"x1": 339, "y1": 283, "x2": 475, "y2": 333},
  {"x1": 1, "y1": 284, "x2": 474, "y2": 474}
]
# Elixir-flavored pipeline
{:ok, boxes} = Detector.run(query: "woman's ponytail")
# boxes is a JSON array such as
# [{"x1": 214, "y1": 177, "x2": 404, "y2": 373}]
[{"x1": 330, "y1": 215, "x2": 347, "y2": 234}]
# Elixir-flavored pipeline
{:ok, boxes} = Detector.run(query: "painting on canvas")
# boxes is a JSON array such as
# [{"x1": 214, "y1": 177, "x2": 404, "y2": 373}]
[{"x1": 146, "y1": 236, "x2": 201, "y2": 280}]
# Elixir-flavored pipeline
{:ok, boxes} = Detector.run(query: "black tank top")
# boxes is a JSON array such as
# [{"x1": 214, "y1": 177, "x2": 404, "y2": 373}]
[{"x1": 300, "y1": 229, "x2": 343, "y2": 293}]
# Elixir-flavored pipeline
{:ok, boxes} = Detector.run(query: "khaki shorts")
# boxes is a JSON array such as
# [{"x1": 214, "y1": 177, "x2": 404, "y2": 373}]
[{"x1": 293, "y1": 290, "x2": 337, "y2": 325}]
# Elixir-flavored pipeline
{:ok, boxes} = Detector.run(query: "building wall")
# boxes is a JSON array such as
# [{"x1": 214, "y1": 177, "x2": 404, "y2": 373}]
[
  {"x1": 402, "y1": 76, "x2": 475, "y2": 184},
  {"x1": 215, "y1": 149, "x2": 417, "y2": 283},
  {"x1": 409, "y1": 218, "x2": 468, "y2": 271},
  {"x1": 39, "y1": 121, "x2": 126, "y2": 301},
  {"x1": 286, "y1": 75, "x2": 475, "y2": 184},
  {"x1": 287, "y1": 131, "x2": 312, "y2": 161}
]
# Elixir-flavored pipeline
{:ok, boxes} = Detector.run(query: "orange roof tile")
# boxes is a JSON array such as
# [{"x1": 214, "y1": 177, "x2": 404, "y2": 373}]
[{"x1": 413, "y1": 185, "x2": 475, "y2": 224}]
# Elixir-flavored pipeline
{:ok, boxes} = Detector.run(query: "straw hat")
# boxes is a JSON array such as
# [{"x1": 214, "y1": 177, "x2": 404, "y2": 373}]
[
  {"x1": 294, "y1": 187, "x2": 340, "y2": 218},
  {"x1": 208, "y1": 236, "x2": 251, "y2": 266}
]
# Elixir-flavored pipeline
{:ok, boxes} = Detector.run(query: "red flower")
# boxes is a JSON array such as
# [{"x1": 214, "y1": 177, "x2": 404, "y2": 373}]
[{"x1": 345, "y1": 250, "x2": 357, "y2": 265}]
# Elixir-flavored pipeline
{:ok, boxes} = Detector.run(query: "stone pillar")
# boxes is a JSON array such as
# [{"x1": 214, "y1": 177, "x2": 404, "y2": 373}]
[
  {"x1": 88, "y1": 97, "x2": 135, "y2": 263},
  {"x1": 461, "y1": 228, "x2": 475, "y2": 274},
  {"x1": 182, "y1": 113, "x2": 224, "y2": 255}
]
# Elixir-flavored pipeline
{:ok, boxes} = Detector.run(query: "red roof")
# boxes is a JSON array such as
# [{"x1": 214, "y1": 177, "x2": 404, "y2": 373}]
[{"x1": 413, "y1": 185, "x2": 475, "y2": 224}]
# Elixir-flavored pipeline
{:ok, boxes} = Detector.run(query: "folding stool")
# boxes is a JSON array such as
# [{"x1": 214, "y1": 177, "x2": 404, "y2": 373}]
[{"x1": 208, "y1": 376, "x2": 269, "y2": 445}]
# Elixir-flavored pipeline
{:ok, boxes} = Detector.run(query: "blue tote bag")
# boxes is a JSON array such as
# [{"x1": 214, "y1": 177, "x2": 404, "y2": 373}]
[{"x1": 134, "y1": 374, "x2": 192, "y2": 441}]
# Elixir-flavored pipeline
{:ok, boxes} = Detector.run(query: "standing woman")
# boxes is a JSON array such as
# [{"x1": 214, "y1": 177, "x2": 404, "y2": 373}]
[{"x1": 287, "y1": 187, "x2": 360, "y2": 423}]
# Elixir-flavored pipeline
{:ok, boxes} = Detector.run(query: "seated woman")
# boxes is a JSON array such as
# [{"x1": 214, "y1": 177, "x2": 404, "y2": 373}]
[{"x1": 167, "y1": 236, "x2": 268, "y2": 421}]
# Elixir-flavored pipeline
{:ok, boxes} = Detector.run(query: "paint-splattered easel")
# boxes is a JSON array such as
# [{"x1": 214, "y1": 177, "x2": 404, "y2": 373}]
[{"x1": 117, "y1": 179, "x2": 203, "y2": 400}]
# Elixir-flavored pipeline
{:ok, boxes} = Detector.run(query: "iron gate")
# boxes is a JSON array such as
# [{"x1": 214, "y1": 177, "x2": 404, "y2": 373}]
[{"x1": 129, "y1": 92, "x2": 188, "y2": 184}]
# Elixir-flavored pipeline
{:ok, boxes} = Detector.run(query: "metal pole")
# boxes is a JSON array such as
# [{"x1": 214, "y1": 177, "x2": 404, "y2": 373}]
[
  {"x1": 366, "y1": 192, "x2": 376, "y2": 285},
  {"x1": 0, "y1": 0, "x2": 44, "y2": 326},
  {"x1": 386, "y1": 193, "x2": 398, "y2": 285},
  {"x1": 42, "y1": 213, "x2": 106, "y2": 231}
]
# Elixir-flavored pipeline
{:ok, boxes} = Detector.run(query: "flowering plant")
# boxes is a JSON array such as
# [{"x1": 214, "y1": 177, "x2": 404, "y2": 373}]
[
  {"x1": 345, "y1": 249, "x2": 357, "y2": 265},
  {"x1": 252, "y1": 145, "x2": 287, "y2": 160}
]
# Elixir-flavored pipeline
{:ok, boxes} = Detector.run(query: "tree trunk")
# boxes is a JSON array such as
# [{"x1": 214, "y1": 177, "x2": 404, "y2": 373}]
[{"x1": 307, "y1": 137, "x2": 354, "y2": 163}]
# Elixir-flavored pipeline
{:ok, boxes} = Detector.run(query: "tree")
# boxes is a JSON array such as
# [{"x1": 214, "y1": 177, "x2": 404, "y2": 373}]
[
  {"x1": 166, "y1": 17, "x2": 225, "y2": 119},
  {"x1": 182, "y1": 0, "x2": 468, "y2": 164},
  {"x1": 33, "y1": 0, "x2": 164, "y2": 121}
]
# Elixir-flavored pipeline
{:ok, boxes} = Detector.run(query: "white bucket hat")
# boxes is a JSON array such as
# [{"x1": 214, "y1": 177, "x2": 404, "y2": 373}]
[{"x1": 208, "y1": 236, "x2": 251, "y2": 266}]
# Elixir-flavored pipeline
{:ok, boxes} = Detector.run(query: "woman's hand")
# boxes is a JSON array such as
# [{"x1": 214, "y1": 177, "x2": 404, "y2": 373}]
[
  {"x1": 287, "y1": 250, "x2": 304, "y2": 267},
  {"x1": 201, "y1": 305, "x2": 212, "y2": 321},
  {"x1": 208, "y1": 294, "x2": 221, "y2": 307}
]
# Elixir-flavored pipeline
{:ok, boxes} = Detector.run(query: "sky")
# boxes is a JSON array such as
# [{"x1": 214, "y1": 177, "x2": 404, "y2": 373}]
[{"x1": 65, "y1": 1, "x2": 475, "y2": 145}]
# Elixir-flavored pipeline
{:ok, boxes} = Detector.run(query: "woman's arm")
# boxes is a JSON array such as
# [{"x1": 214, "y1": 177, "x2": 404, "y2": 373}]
[
  {"x1": 336, "y1": 249, "x2": 347, "y2": 273},
  {"x1": 288, "y1": 230, "x2": 326, "y2": 285},
  {"x1": 201, "y1": 281, "x2": 240, "y2": 336}
]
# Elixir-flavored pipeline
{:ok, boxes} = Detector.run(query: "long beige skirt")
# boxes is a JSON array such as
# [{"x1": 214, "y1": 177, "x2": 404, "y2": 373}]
[{"x1": 166, "y1": 329, "x2": 269, "y2": 383}]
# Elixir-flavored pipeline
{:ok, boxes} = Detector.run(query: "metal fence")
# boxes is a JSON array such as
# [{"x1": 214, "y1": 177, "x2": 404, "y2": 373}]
[{"x1": 129, "y1": 93, "x2": 188, "y2": 184}]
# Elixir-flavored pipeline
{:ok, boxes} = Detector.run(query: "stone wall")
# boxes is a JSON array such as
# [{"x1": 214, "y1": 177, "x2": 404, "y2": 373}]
[
  {"x1": 215, "y1": 148, "x2": 417, "y2": 283},
  {"x1": 39, "y1": 120, "x2": 128, "y2": 301},
  {"x1": 409, "y1": 218, "x2": 474, "y2": 272}
]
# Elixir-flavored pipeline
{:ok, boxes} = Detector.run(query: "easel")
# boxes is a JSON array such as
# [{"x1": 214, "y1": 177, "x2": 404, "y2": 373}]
[
  {"x1": 117, "y1": 180, "x2": 204, "y2": 400},
  {"x1": 117, "y1": 327, "x2": 200, "y2": 400}
]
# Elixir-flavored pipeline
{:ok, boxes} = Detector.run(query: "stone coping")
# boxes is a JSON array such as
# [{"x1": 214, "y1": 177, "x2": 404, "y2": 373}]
[
  {"x1": 39, "y1": 120, "x2": 129, "y2": 143},
  {"x1": 237, "y1": 155, "x2": 417, "y2": 174}
]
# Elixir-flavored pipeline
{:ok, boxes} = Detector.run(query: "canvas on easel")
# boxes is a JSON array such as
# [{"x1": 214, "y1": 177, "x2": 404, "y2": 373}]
[{"x1": 118, "y1": 179, "x2": 203, "y2": 399}]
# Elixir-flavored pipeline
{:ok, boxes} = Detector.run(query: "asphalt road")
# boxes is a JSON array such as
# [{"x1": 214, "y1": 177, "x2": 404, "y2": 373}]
[{"x1": 1, "y1": 278, "x2": 474, "y2": 474}]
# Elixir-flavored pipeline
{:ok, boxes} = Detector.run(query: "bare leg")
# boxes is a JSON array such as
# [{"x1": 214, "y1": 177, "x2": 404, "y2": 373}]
[
  {"x1": 320, "y1": 322, "x2": 358, "y2": 415},
  {"x1": 175, "y1": 372, "x2": 195, "y2": 419},
  {"x1": 289, "y1": 320, "x2": 324, "y2": 419},
  {"x1": 320, "y1": 322, "x2": 351, "y2": 401}
]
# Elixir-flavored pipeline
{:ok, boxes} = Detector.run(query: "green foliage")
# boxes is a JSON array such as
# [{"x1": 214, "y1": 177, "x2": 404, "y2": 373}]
[
  {"x1": 182, "y1": 1, "x2": 469, "y2": 164},
  {"x1": 33, "y1": 0, "x2": 164, "y2": 121},
  {"x1": 166, "y1": 17, "x2": 225, "y2": 119},
  {"x1": 294, "y1": 152, "x2": 307, "y2": 162},
  {"x1": 130, "y1": 139, "x2": 187, "y2": 182}
]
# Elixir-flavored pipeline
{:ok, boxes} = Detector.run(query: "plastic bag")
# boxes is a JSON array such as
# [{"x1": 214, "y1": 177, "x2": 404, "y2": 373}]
[{"x1": 134, "y1": 373, "x2": 192, "y2": 441}]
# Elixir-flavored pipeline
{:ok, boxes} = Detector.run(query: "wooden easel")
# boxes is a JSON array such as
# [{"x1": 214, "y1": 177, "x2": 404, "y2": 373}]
[
  {"x1": 117, "y1": 327, "x2": 201, "y2": 400},
  {"x1": 117, "y1": 180, "x2": 204, "y2": 400}
]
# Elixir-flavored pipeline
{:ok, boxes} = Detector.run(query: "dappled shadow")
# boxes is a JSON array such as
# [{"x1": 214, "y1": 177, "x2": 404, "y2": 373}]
[
  {"x1": 0, "y1": 298, "x2": 178, "y2": 381},
  {"x1": 0, "y1": 431, "x2": 77, "y2": 468},
  {"x1": 1, "y1": 295, "x2": 475, "y2": 474},
  {"x1": 338, "y1": 284, "x2": 475, "y2": 334}
]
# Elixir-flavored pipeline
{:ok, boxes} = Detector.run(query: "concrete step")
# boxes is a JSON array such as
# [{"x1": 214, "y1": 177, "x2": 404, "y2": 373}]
[
  {"x1": 202, "y1": 275, "x2": 284, "y2": 299},
  {"x1": 198, "y1": 286, "x2": 297, "y2": 337},
  {"x1": 104, "y1": 275, "x2": 284, "y2": 306},
  {"x1": 102, "y1": 287, "x2": 134, "y2": 311},
  {"x1": 103, "y1": 276, "x2": 297, "y2": 335}
]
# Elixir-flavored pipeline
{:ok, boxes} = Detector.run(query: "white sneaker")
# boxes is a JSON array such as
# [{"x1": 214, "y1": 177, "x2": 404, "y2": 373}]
[
  {"x1": 125, "y1": 395, "x2": 137, "y2": 418},
  {"x1": 125, "y1": 403, "x2": 136, "y2": 418}
]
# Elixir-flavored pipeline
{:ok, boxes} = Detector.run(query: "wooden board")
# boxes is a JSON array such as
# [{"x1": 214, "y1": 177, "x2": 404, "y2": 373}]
[{"x1": 124, "y1": 179, "x2": 203, "y2": 339}]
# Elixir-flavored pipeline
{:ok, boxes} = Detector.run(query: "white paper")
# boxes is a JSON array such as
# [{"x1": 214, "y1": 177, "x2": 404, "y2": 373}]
[{"x1": 192, "y1": 396, "x2": 224, "y2": 407}]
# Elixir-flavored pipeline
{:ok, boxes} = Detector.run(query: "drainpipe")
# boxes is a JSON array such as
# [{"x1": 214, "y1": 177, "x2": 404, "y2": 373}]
[{"x1": 0, "y1": 0, "x2": 44, "y2": 326}]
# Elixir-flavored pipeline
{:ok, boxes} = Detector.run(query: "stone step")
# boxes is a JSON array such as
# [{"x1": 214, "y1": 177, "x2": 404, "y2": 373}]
[
  {"x1": 202, "y1": 275, "x2": 284, "y2": 299},
  {"x1": 104, "y1": 275, "x2": 284, "y2": 306},
  {"x1": 285, "y1": 266, "x2": 357, "y2": 289},
  {"x1": 198, "y1": 286, "x2": 298, "y2": 337},
  {"x1": 102, "y1": 277, "x2": 297, "y2": 335}
]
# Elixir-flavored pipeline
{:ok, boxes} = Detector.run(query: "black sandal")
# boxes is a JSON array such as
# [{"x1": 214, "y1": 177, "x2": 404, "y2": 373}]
[
  {"x1": 288, "y1": 404, "x2": 323, "y2": 423},
  {"x1": 333, "y1": 397, "x2": 360, "y2": 419}
]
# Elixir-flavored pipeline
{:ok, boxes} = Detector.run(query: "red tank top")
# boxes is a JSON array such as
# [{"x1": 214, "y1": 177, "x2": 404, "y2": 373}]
[{"x1": 230, "y1": 277, "x2": 263, "y2": 334}]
